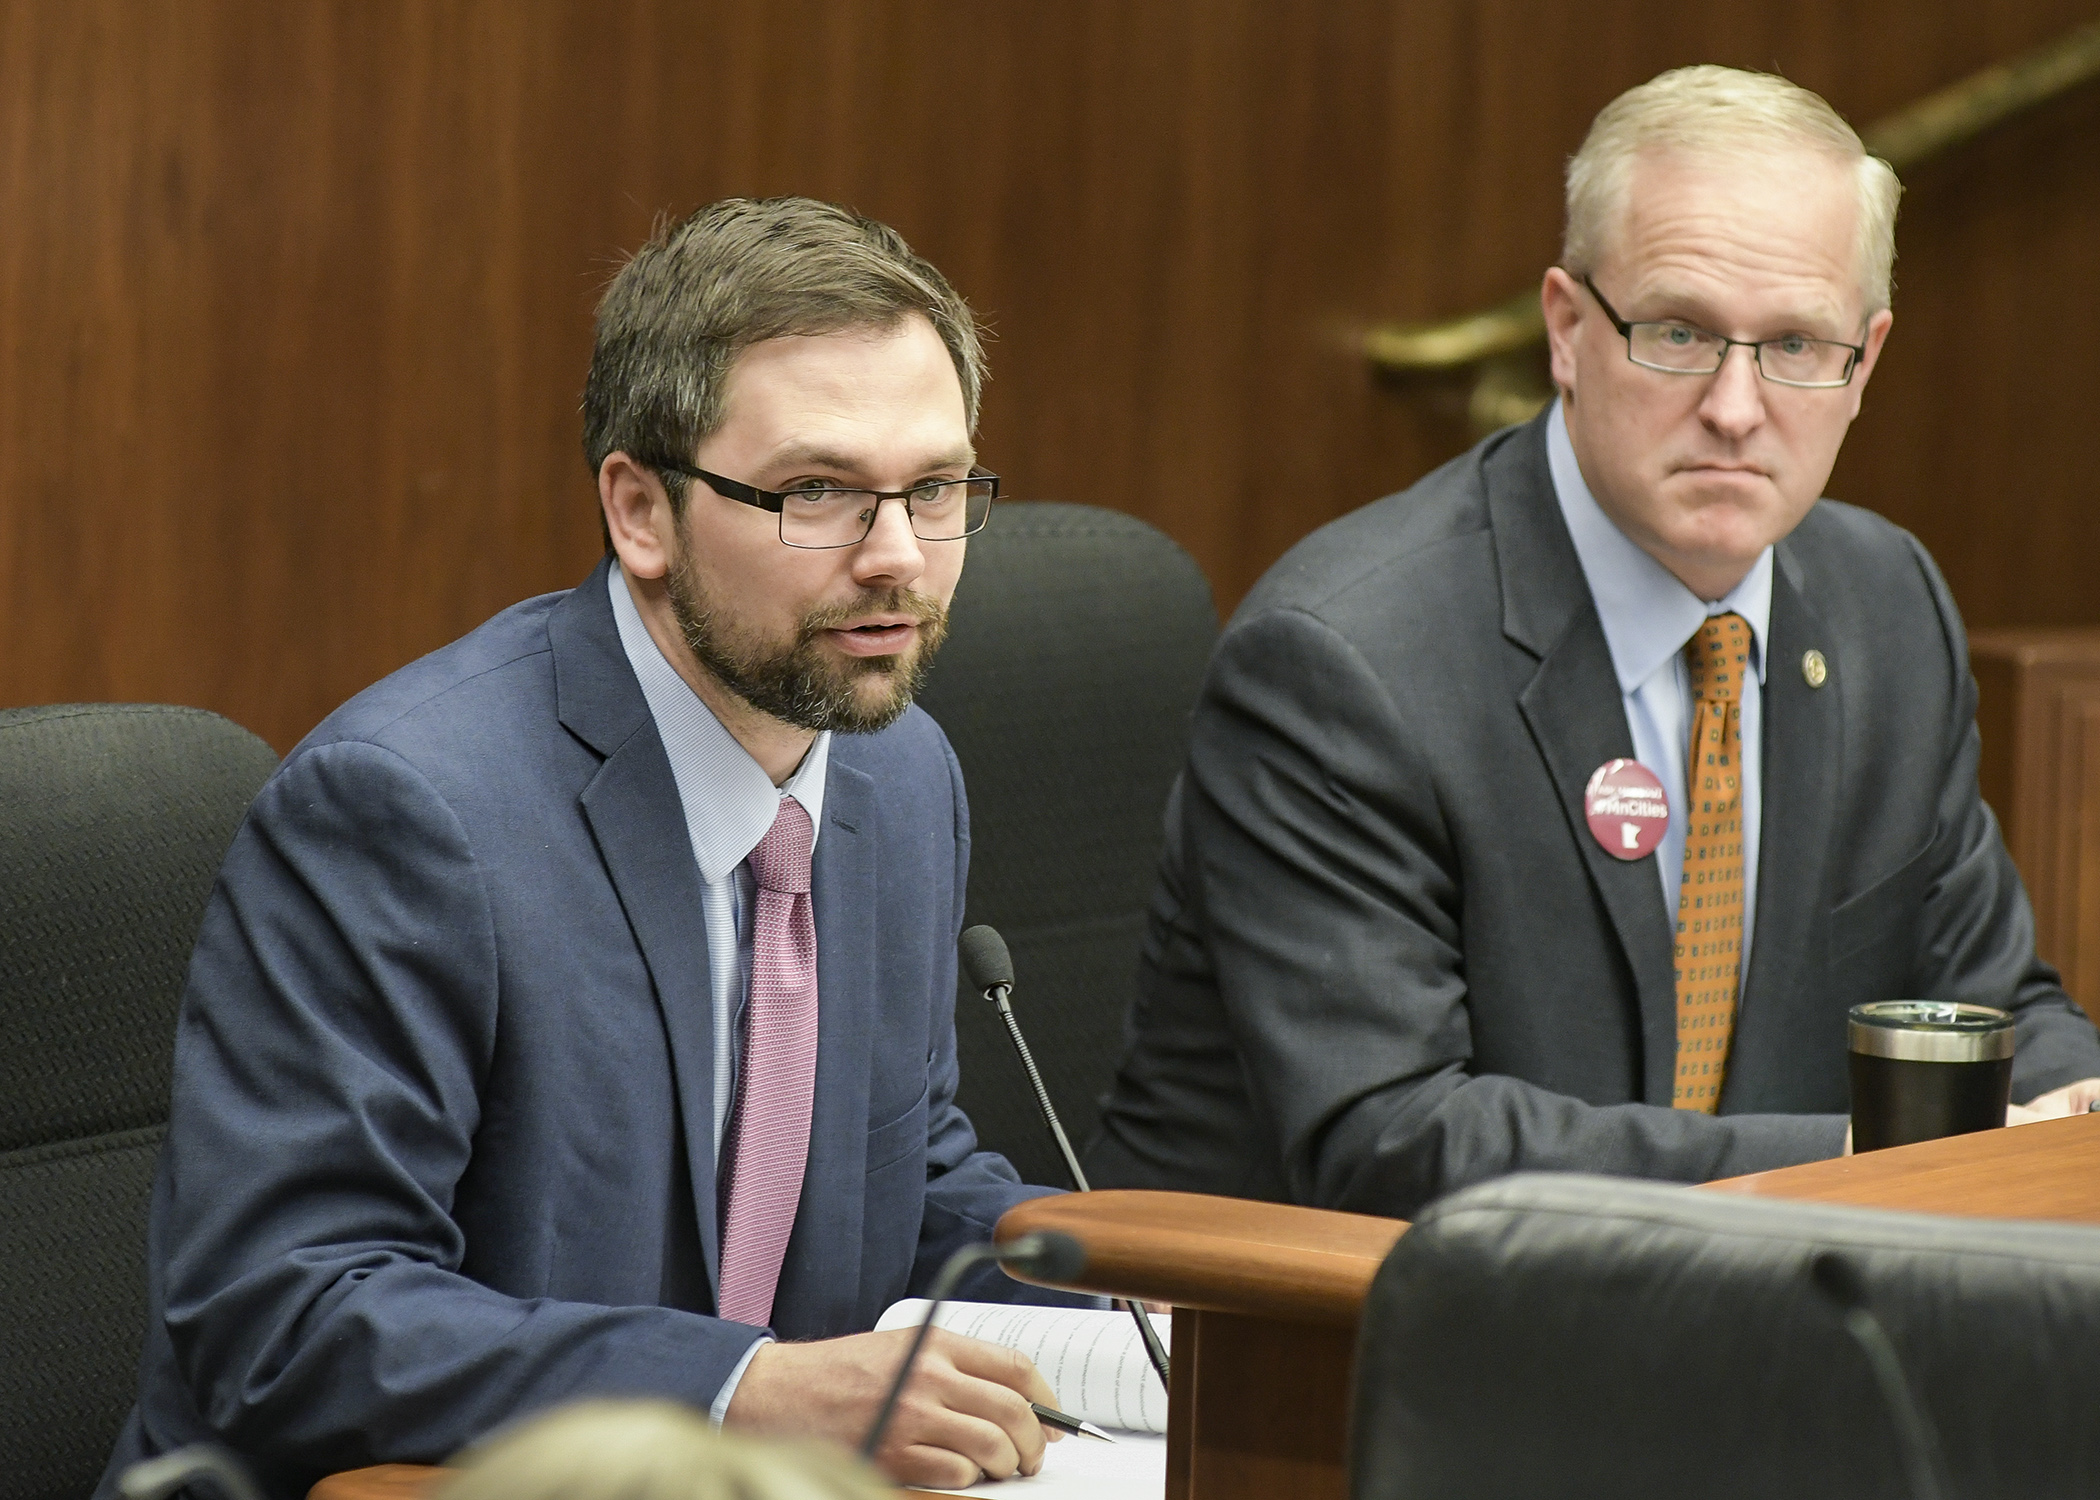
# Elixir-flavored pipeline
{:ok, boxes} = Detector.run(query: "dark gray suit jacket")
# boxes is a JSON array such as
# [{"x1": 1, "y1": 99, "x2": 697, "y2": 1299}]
[
  {"x1": 100, "y1": 559, "x2": 1078, "y2": 1500},
  {"x1": 1087, "y1": 414, "x2": 2100, "y2": 1219}
]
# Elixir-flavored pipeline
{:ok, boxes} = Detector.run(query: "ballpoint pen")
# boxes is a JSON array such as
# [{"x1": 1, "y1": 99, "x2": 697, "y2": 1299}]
[{"x1": 1031, "y1": 1403, "x2": 1116, "y2": 1442}]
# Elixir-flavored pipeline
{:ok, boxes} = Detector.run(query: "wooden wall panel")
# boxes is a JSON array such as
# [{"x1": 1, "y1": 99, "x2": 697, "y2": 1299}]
[
  {"x1": 1, "y1": 0, "x2": 2096, "y2": 752},
  {"x1": 1971, "y1": 629, "x2": 2100, "y2": 1024}
]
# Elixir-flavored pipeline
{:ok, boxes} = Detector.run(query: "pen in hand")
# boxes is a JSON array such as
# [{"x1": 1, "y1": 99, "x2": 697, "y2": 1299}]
[{"x1": 1031, "y1": 1403, "x2": 1116, "y2": 1442}]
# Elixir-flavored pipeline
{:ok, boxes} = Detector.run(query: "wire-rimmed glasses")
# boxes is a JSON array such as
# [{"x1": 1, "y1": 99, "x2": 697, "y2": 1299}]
[
  {"x1": 1581, "y1": 276, "x2": 1866, "y2": 389},
  {"x1": 649, "y1": 460, "x2": 998, "y2": 549}
]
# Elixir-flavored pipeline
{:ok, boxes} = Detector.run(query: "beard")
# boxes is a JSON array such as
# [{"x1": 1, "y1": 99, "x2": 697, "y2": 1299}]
[{"x1": 663, "y1": 551, "x2": 950, "y2": 735}]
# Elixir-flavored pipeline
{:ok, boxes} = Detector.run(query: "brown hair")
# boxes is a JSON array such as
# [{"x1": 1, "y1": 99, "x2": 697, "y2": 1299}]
[{"x1": 582, "y1": 196, "x2": 986, "y2": 518}]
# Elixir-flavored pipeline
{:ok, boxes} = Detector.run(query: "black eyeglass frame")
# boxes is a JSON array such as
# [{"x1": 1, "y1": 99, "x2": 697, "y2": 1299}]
[
  {"x1": 1580, "y1": 275, "x2": 1866, "y2": 389},
  {"x1": 646, "y1": 459, "x2": 999, "y2": 549}
]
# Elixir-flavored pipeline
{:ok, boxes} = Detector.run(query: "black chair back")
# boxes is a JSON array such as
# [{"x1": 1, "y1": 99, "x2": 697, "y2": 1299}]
[
  {"x1": 916, "y1": 502, "x2": 1215, "y2": 1189},
  {"x1": 0, "y1": 705, "x2": 277, "y2": 1500},
  {"x1": 1352, "y1": 1172, "x2": 2100, "y2": 1500}
]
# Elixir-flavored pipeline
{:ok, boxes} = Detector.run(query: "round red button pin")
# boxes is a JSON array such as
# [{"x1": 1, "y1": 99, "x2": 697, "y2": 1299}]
[{"x1": 1584, "y1": 758, "x2": 1669, "y2": 861}]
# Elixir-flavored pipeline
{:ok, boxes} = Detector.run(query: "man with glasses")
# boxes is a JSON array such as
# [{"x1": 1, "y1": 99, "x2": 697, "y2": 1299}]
[
  {"x1": 101, "y1": 198, "x2": 1080, "y2": 1500},
  {"x1": 1088, "y1": 66, "x2": 2100, "y2": 1219}
]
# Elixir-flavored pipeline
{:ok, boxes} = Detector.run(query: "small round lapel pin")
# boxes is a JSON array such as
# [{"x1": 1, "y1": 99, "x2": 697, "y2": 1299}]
[
  {"x1": 1802, "y1": 649, "x2": 1828, "y2": 688},
  {"x1": 1584, "y1": 758, "x2": 1669, "y2": 861}
]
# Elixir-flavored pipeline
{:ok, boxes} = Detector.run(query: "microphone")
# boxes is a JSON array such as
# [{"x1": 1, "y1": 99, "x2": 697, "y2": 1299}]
[
  {"x1": 959, "y1": 924, "x2": 1172, "y2": 1387},
  {"x1": 961, "y1": 926, "x2": 1086, "y2": 1186},
  {"x1": 117, "y1": 1446, "x2": 265, "y2": 1500},
  {"x1": 1808, "y1": 1250, "x2": 1953, "y2": 1500},
  {"x1": 861, "y1": 1230, "x2": 1088, "y2": 1461}
]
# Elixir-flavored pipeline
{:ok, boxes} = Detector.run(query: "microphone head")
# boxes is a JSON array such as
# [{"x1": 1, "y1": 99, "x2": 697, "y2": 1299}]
[
  {"x1": 1809, "y1": 1248, "x2": 1871, "y2": 1314},
  {"x1": 960, "y1": 924, "x2": 1015, "y2": 996},
  {"x1": 999, "y1": 1229, "x2": 1089, "y2": 1283}
]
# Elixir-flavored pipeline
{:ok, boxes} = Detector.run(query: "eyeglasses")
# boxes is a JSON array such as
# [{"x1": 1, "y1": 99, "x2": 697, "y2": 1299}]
[
  {"x1": 648, "y1": 460, "x2": 998, "y2": 550},
  {"x1": 1581, "y1": 276, "x2": 1865, "y2": 389}
]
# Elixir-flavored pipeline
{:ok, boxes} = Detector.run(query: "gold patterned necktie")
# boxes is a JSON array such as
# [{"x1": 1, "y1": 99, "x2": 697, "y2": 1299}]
[{"x1": 1673, "y1": 612, "x2": 1749, "y2": 1112}]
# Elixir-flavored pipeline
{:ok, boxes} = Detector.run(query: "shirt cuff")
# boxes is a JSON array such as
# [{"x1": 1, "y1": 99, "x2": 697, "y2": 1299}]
[{"x1": 710, "y1": 1333, "x2": 774, "y2": 1427}]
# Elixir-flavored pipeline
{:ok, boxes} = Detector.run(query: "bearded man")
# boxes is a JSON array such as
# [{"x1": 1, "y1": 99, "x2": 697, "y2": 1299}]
[{"x1": 100, "y1": 198, "x2": 1086, "y2": 1499}]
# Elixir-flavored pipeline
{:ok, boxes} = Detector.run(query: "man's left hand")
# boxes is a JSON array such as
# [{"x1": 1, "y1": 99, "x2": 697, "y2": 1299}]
[{"x1": 2007, "y1": 1077, "x2": 2100, "y2": 1124}]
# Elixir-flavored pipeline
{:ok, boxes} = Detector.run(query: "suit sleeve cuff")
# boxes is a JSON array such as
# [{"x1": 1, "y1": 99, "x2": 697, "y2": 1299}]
[{"x1": 709, "y1": 1333, "x2": 773, "y2": 1427}]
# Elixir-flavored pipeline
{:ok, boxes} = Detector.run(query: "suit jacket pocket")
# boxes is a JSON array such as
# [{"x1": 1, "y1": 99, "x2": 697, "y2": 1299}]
[
  {"x1": 1827, "y1": 842, "x2": 1931, "y2": 985},
  {"x1": 865, "y1": 1080, "x2": 932, "y2": 1173}
]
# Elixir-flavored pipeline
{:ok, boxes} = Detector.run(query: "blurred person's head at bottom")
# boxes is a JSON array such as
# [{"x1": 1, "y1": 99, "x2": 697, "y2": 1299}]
[{"x1": 438, "y1": 1400, "x2": 895, "y2": 1500}]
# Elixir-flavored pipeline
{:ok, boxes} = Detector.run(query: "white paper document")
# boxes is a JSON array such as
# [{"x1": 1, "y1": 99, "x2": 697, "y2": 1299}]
[
  {"x1": 875, "y1": 1299, "x2": 1171, "y2": 1432},
  {"x1": 875, "y1": 1300, "x2": 1173, "y2": 1496}
]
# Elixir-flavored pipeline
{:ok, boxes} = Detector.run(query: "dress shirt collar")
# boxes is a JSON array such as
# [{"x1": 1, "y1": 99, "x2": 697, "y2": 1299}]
[
  {"x1": 1546, "y1": 398, "x2": 1771, "y2": 692},
  {"x1": 607, "y1": 562, "x2": 828, "y2": 883}
]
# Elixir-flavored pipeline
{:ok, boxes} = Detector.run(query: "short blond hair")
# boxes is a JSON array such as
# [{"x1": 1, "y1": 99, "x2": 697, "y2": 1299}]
[
  {"x1": 437, "y1": 1400, "x2": 894, "y2": 1500},
  {"x1": 1563, "y1": 65, "x2": 1902, "y2": 313}
]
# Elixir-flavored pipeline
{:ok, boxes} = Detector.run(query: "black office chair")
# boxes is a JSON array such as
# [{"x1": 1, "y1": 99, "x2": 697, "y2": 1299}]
[
  {"x1": 1351, "y1": 1172, "x2": 2100, "y2": 1500},
  {"x1": 0, "y1": 705, "x2": 278, "y2": 1500},
  {"x1": 916, "y1": 502, "x2": 1215, "y2": 1190}
]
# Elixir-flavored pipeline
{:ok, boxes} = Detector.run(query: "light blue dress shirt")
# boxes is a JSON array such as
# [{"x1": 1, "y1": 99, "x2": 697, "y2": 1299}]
[
  {"x1": 608, "y1": 562, "x2": 831, "y2": 1417},
  {"x1": 1545, "y1": 399, "x2": 1770, "y2": 973}
]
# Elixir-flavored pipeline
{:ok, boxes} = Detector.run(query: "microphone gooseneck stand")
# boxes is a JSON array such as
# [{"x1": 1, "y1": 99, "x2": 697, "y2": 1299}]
[
  {"x1": 860, "y1": 1230, "x2": 1088, "y2": 1461},
  {"x1": 959, "y1": 924, "x2": 1173, "y2": 1388}
]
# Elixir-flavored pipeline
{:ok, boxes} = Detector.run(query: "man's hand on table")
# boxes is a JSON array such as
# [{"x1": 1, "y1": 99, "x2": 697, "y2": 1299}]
[
  {"x1": 723, "y1": 1326, "x2": 1061, "y2": 1489},
  {"x1": 2009, "y1": 1076, "x2": 2100, "y2": 1124}
]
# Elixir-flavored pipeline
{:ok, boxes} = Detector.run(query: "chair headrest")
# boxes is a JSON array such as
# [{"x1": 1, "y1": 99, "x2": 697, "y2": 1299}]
[{"x1": 1352, "y1": 1172, "x2": 2100, "y2": 1500}]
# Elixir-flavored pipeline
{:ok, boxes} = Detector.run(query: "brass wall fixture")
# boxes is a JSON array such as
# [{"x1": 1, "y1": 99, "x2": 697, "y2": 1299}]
[{"x1": 1365, "y1": 19, "x2": 2100, "y2": 435}]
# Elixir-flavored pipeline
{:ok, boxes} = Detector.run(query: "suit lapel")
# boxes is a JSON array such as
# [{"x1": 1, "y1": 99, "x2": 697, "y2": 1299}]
[
  {"x1": 1492, "y1": 419, "x2": 1682, "y2": 1103},
  {"x1": 1517, "y1": 644, "x2": 1684, "y2": 1102},
  {"x1": 553, "y1": 561, "x2": 724, "y2": 1294},
  {"x1": 1726, "y1": 541, "x2": 1841, "y2": 1109},
  {"x1": 770, "y1": 758, "x2": 876, "y2": 1338}
]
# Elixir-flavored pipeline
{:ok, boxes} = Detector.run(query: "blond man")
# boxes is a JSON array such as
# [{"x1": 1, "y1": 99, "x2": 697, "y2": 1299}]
[{"x1": 1090, "y1": 66, "x2": 2100, "y2": 1216}]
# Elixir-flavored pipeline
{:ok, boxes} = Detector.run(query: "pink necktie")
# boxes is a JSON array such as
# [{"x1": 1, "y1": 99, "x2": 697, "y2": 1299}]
[{"x1": 716, "y1": 796, "x2": 820, "y2": 1327}]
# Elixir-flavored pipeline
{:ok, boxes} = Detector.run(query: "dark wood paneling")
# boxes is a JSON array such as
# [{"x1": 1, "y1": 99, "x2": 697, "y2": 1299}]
[
  {"x1": 1173, "y1": 1311, "x2": 1356, "y2": 1500},
  {"x1": 2, "y1": 1, "x2": 2096, "y2": 750},
  {"x1": 1970, "y1": 628, "x2": 2100, "y2": 1023}
]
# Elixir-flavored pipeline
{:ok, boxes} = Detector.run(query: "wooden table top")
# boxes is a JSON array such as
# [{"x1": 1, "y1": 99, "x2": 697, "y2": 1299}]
[
  {"x1": 1704, "y1": 1109, "x2": 2100, "y2": 1222},
  {"x1": 996, "y1": 1189, "x2": 1407, "y2": 1326},
  {"x1": 991, "y1": 1116, "x2": 2100, "y2": 1320},
  {"x1": 310, "y1": 1468, "x2": 434, "y2": 1500}
]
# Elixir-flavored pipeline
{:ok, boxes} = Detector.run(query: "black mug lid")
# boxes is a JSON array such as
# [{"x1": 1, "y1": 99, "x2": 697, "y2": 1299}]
[{"x1": 1847, "y1": 1000, "x2": 2015, "y2": 1062}]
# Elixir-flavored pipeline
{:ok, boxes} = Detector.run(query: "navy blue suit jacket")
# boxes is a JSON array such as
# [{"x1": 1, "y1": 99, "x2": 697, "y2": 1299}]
[{"x1": 101, "y1": 561, "x2": 1072, "y2": 1498}]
